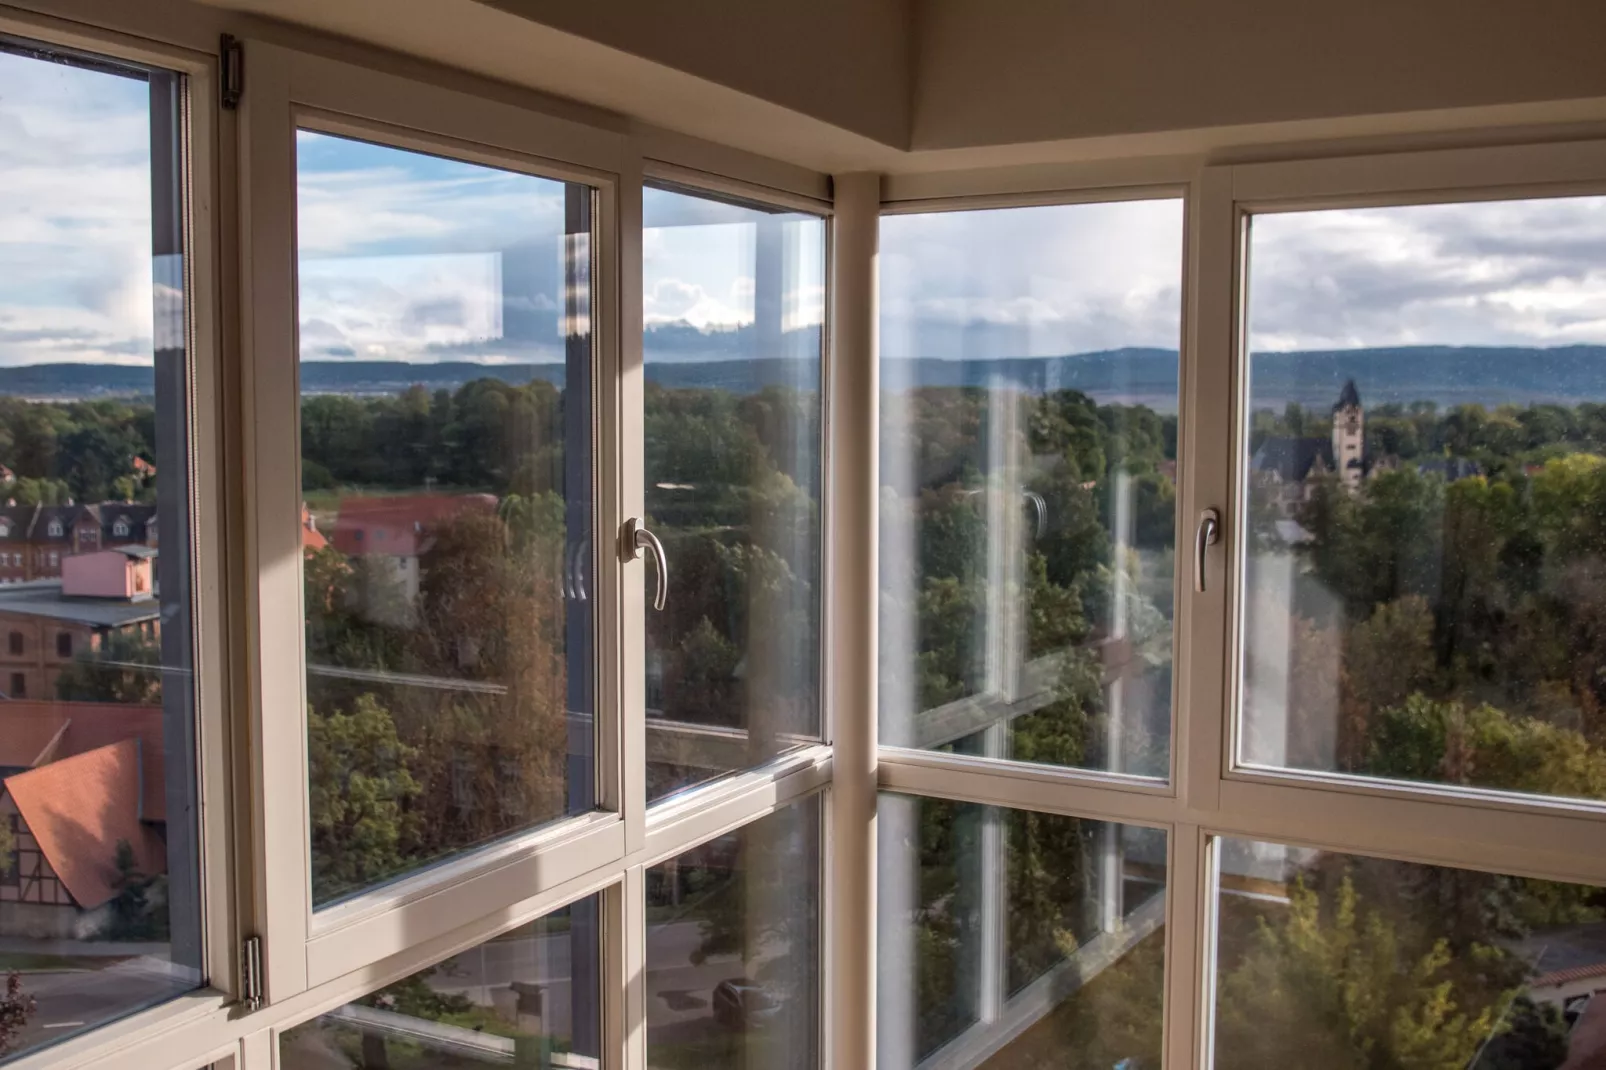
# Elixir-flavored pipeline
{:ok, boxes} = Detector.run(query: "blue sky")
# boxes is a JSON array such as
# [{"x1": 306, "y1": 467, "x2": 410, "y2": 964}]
[{"x1": 5, "y1": 48, "x2": 1606, "y2": 368}]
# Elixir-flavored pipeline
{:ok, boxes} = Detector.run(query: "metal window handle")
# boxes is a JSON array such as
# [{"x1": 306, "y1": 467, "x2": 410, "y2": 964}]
[
  {"x1": 1195, "y1": 507, "x2": 1221, "y2": 594},
  {"x1": 623, "y1": 517, "x2": 668, "y2": 611}
]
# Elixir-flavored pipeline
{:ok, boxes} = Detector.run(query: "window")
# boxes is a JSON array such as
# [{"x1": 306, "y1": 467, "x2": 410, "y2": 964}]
[
  {"x1": 640, "y1": 185, "x2": 826, "y2": 802},
  {"x1": 1239, "y1": 195, "x2": 1606, "y2": 805},
  {"x1": 878, "y1": 795, "x2": 1166, "y2": 1068},
  {"x1": 280, "y1": 892, "x2": 602, "y2": 1067},
  {"x1": 1211, "y1": 839, "x2": 1606, "y2": 1066},
  {"x1": 879, "y1": 200, "x2": 1184, "y2": 778},
  {"x1": 0, "y1": 33, "x2": 203, "y2": 1060},
  {"x1": 646, "y1": 795, "x2": 821, "y2": 1068},
  {"x1": 113, "y1": 518, "x2": 130, "y2": 537},
  {"x1": 49, "y1": 551, "x2": 58, "y2": 567},
  {"x1": 296, "y1": 129, "x2": 597, "y2": 905}
]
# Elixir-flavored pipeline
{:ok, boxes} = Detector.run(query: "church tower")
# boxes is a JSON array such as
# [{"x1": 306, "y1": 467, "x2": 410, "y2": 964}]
[{"x1": 1332, "y1": 379, "x2": 1364, "y2": 491}]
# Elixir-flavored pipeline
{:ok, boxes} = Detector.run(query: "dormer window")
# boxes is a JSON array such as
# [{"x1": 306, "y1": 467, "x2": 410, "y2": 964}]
[
  {"x1": 113, "y1": 518, "x2": 130, "y2": 537},
  {"x1": 47, "y1": 520, "x2": 62, "y2": 537},
  {"x1": 0, "y1": 522, "x2": 10, "y2": 538}
]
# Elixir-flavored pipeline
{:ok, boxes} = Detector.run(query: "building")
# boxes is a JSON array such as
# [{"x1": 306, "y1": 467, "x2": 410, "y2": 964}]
[
  {"x1": 1249, "y1": 381, "x2": 1368, "y2": 515},
  {"x1": 0, "y1": 502, "x2": 160, "y2": 584},
  {"x1": 0, "y1": 549, "x2": 160, "y2": 700},
  {"x1": 0, "y1": 701, "x2": 165, "y2": 939},
  {"x1": 329, "y1": 494, "x2": 498, "y2": 615}
]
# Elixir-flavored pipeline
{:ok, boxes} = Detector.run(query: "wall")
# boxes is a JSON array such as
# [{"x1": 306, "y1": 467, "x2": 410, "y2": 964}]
[
  {"x1": 912, "y1": 0, "x2": 1606, "y2": 151},
  {"x1": 479, "y1": 0, "x2": 914, "y2": 148}
]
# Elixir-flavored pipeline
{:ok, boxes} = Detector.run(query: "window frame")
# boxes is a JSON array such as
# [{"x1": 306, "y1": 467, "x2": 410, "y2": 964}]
[
  {"x1": 10, "y1": 3, "x2": 1606, "y2": 1069},
  {"x1": 0, "y1": 7, "x2": 238, "y2": 1070}
]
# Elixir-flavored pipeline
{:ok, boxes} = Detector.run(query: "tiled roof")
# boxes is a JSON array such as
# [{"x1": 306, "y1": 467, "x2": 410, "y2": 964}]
[
  {"x1": 330, "y1": 494, "x2": 497, "y2": 557},
  {"x1": 1534, "y1": 960, "x2": 1606, "y2": 989},
  {"x1": 0, "y1": 701, "x2": 166, "y2": 820},
  {"x1": 1251, "y1": 436, "x2": 1333, "y2": 483},
  {"x1": 4, "y1": 738, "x2": 166, "y2": 909}
]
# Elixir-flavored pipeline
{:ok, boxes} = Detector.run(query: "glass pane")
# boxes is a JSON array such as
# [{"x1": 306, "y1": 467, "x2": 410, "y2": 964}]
[
  {"x1": 1240, "y1": 198, "x2": 1606, "y2": 803},
  {"x1": 879, "y1": 202, "x2": 1185, "y2": 778},
  {"x1": 297, "y1": 131, "x2": 595, "y2": 905},
  {"x1": 877, "y1": 793, "x2": 1167, "y2": 1068},
  {"x1": 645, "y1": 795, "x2": 820, "y2": 1069},
  {"x1": 1213, "y1": 838, "x2": 1606, "y2": 1069},
  {"x1": 0, "y1": 40, "x2": 202, "y2": 1058},
  {"x1": 640, "y1": 186, "x2": 824, "y2": 803},
  {"x1": 280, "y1": 892, "x2": 603, "y2": 1068}
]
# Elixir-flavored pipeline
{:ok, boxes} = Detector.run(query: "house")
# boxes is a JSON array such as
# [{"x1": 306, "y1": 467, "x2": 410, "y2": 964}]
[
  {"x1": 0, "y1": 701, "x2": 166, "y2": 939},
  {"x1": 330, "y1": 494, "x2": 498, "y2": 614},
  {"x1": 0, "y1": 550, "x2": 161, "y2": 700},
  {"x1": 1249, "y1": 381, "x2": 1368, "y2": 517}
]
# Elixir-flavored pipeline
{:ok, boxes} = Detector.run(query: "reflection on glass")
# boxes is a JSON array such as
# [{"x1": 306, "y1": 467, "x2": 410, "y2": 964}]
[
  {"x1": 645, "y1": 796, "x2": 820, "y2": 1069},
  {"x1": 877, "y1": 793, "x2": 1166, "y2": 1068},
  {"x1": 1213, "y1": 838, "x2": 1606, "y2": 1069},
  {"x1": 879, "y1": 202, "x2": 1184, "y2": 778},
  {"x1": 281, "y1": 893, "x2": 602, "y2": 1068},
  {"x1": 1240, "y1": 198, "x2": 1606, "y2": 804},
  {"x1": 0, "y1": 41, "x2": 202, "y2": 1058},
  {"x1": 297, "y1": 132, "x2": 595, "y2": 905},
  {"x1": 641, "y1": 186, "x2": 824, "y2": 803}
]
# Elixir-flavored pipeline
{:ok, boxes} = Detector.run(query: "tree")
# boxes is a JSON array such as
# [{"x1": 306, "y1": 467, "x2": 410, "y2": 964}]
[
  {"x1": 0, "y1": 974, "x2": 36, "y2": 1057},
  {"x1": 1214, "y1": 875, "x2": 1508, "y2": 1070},
  {"x1": 55, "y1": 630, "x2": 163, "y2": 705},
  {"x1": 306, "y1": 694, "x2": 423, "y2": 901}
]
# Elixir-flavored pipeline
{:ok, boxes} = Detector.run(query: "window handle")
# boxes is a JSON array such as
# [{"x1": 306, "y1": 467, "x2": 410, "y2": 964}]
[
  {"x1": 1195, "y1": 507, "x2": 1221, "y2": 594},
  {"x1": 622, "y1": 517, "x2": 668, "y2": 611}
]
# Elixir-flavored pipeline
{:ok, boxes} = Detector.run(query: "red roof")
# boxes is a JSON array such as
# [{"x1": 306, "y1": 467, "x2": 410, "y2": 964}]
[
  {"x1": 329, "y1": 494, "x2": 497, "y2": 557},
  {"x1": 0, "y1": 701, "x2": 166, "y2": 821},
  {"x1": 5, "y1": 739, "x2": 166, "y2": 909},
  {"x1": 1535, "y1": 961, "x2": 1606, "y2": 989}
]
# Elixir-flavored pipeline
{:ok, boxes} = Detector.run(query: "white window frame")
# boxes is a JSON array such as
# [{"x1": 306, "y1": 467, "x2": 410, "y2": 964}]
[
  {"x1": 871, "y1": 142, "x2": 1606, "y2": 1070},
  {"x1": 0, "y1": 7, "x2": 236, "y2": 1070},
  {"x1": 6, "y1": 3, "x2": 1606, "y2": 1070}
]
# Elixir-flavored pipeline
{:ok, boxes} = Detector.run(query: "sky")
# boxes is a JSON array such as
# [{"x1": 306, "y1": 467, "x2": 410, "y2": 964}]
[{"x1": 5, "y1": 46, "x2": 1606, "y2": 369}]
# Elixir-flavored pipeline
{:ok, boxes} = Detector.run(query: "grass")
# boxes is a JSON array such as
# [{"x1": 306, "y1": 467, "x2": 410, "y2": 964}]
[{"x1": 0, "y1": 952, "x2": 95, "y2": 972}]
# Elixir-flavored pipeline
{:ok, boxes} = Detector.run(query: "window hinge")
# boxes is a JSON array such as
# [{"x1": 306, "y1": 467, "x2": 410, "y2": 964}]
[
  {"x1": 220, "y1": 34, "x2": 243, "y2": 110},
  {"x1": 240, "y1": 935, "x2": 263, "y2": 1011}
]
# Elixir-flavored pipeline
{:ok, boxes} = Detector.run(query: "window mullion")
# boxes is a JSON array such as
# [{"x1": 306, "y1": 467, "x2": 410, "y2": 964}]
[
  {"x1": 237, "y1": 41, "x2": 313, "y2": 1002},
  {"x1": 827, "y1": 171, "x2": 880, "y2": 1070}
]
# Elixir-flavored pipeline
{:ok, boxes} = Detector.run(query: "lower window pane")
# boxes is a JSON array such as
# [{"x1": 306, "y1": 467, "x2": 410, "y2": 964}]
[
  {"x1": 877, "y1": 793, "x2": 1167, "y2": 1068},
  {"x1": 645, "y1": 796, "x2": 821, "y2": 1069},
  {"x1": 280, "y1": 893, "x2": 602, "y2": 1068},
  {"x1": 1213, "y1": 838, "x2": 1606, "y2": 1069}
]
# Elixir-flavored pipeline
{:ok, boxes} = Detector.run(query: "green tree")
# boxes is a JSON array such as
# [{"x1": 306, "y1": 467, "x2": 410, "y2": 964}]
[
  {"x1": 1215, "y1": 875, "x2": 1508, "y2": 1070},
  {"x1": 306, "y1": 694, "x2": 423, "y2": 901},
  {"x1": 55, "y1": 630, "x2": 163, "y2": 705}
]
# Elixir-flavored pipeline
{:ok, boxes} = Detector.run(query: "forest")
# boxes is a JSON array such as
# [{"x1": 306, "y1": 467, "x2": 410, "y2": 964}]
[
  {"x1": 28, "y1": 369, "x2": 1606, "y2": 1066},
  {"x1": 0, "y1": 395, "x2": 157, "y2": 504},
  {"x1": 886, "y1": 385, "x2": 1606, "y2": 1068}
]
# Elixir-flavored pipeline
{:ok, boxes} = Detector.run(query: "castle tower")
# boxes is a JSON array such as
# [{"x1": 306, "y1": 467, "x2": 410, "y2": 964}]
[{"x1": 1332, "y1": 379, "x2": 1363, "y2": 491}]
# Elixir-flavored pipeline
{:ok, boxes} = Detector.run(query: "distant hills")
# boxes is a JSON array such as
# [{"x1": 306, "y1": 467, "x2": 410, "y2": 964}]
[{"x1": 7, "y1": 344, "x2": 1606, "y2": 412}]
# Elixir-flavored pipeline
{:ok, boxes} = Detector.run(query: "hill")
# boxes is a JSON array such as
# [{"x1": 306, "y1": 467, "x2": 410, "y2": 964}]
[{"x1": 3, "y1": 344, "x2": 1605, "y2": 411}]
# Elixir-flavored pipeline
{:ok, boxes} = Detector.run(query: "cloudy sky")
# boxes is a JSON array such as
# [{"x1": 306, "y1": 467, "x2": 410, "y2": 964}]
[{"x1": 5, "y1": 47, "x2": 1606, "y2": 369}]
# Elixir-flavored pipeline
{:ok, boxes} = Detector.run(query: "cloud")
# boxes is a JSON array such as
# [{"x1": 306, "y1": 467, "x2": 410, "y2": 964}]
[
  {"x1": 644, "y1": 277, "x2": 749, "y2": 329},
  {"x1": 0, "y1": 53, "x2": 155, "y2": 366},
  {"x1": 880, "y1": 199, "x2": 1185, "y2": 360},
  {"x1": 1248, "y1": 197, "x2": 1606, "y2": 350}
]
